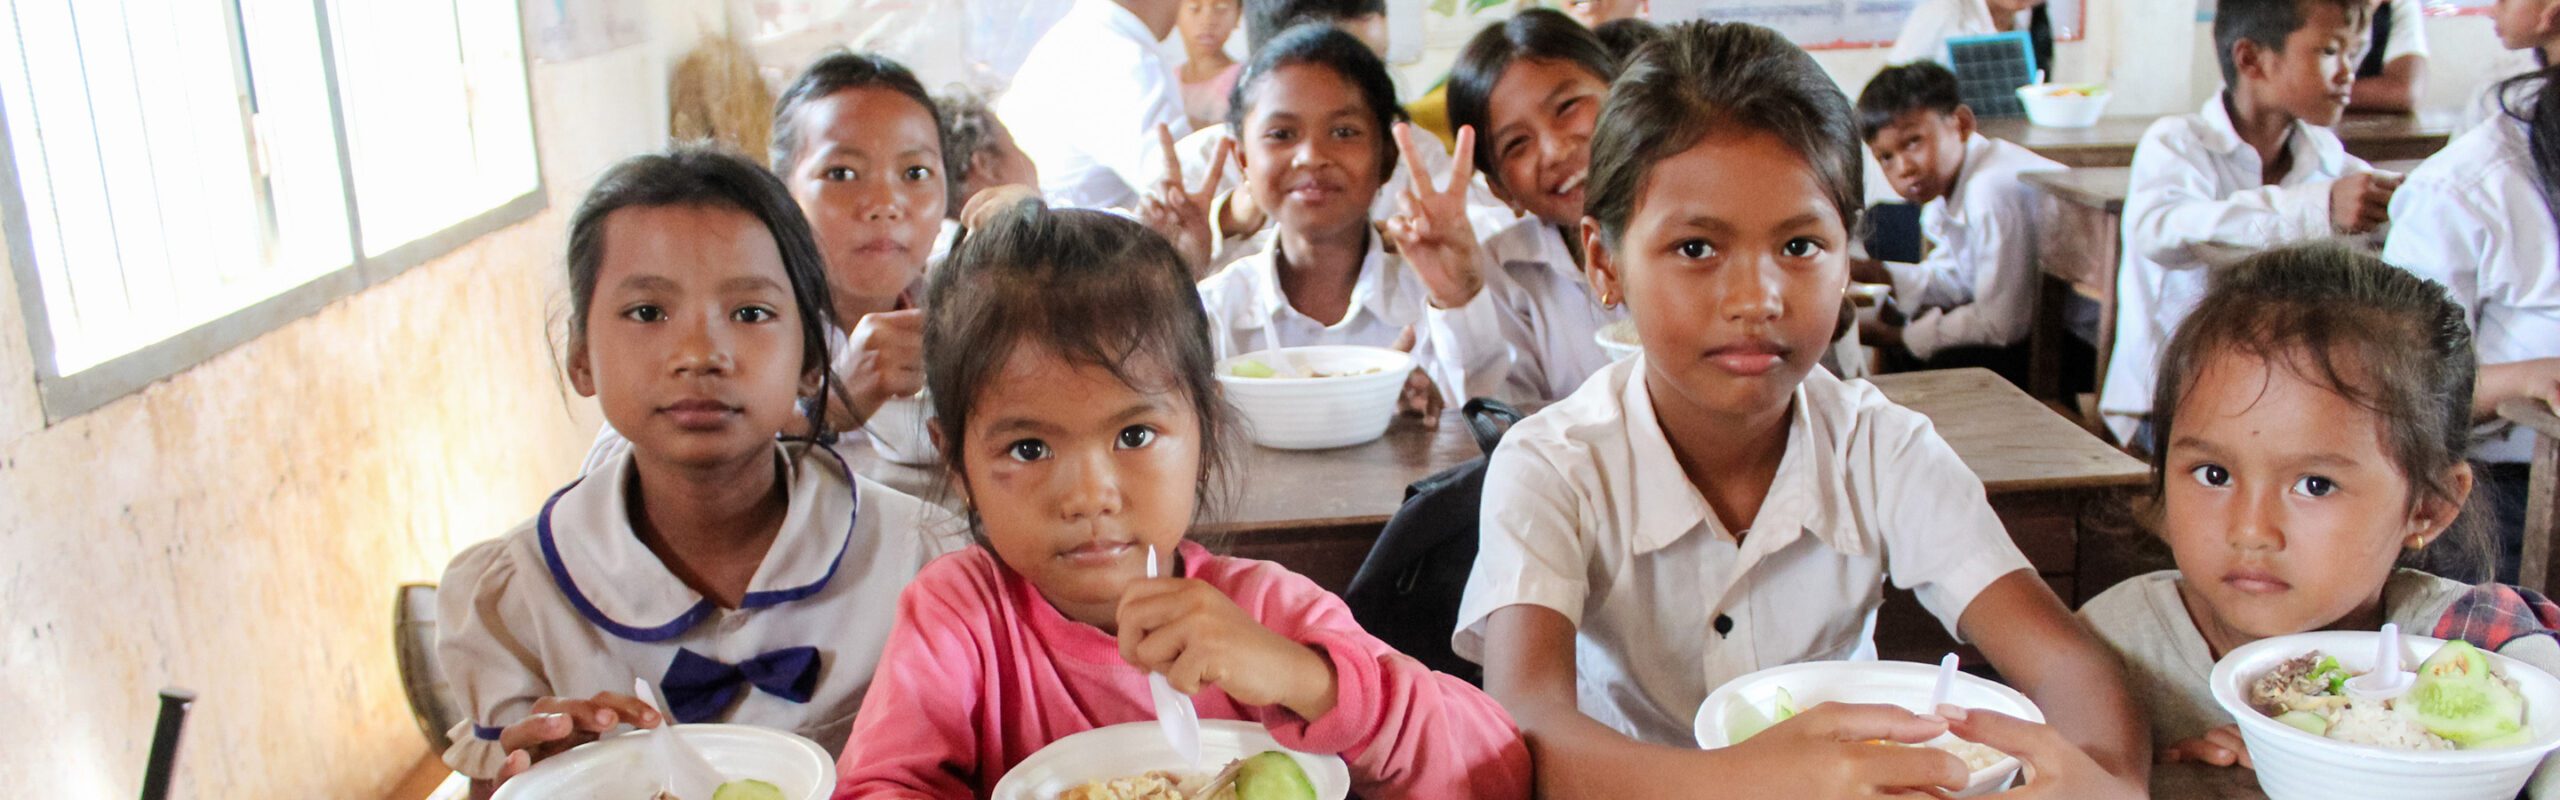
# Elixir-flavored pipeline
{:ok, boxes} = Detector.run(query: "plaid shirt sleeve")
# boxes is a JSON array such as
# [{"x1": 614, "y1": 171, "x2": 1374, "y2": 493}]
[{"x1": 2433, "y1": 583, "x2": 2560, "y2": 653}]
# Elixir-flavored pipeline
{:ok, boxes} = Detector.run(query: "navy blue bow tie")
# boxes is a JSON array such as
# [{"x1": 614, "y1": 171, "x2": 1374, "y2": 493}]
[{"x1": 660, "y1": 646, "x2": 821, "y2": 724}]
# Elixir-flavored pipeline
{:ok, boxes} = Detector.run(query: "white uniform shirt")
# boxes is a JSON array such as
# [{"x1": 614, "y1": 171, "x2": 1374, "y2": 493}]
[
  {"x1": 437, "y1": 444, "x2": 956, "y2": 779},
  {"x1": 1468, "y1": 217, "x2": 1627, "y2": 404},
  {"x1": 998, "y1": 0, "x2": 1189, "y2": 211},
  {"x1": 1881, "y1": 133, "x2": 2066, "y2": 358},
  {"x1": 2100, "y1": 93, "x2": 2371, "y2": 441},
  {"x1": 1887, "y1": 0, "x2": 2031, "y2": 66},
  {"x1": 2383, "y1": 114, "x2": 2559, "y2": 464},
  {"x1": 1163, "y1": 122, "x2": 1518, "y2": 272},
  {"x1": 1453, "y1": 357, "x2": 2033, "y2": 745},
  {"x1": 1195, "y1": 230, "x2": 1505, "y2": 407},
  {"x1": 2374, "y1": 0, "x2": 2429, "y2": 66}
]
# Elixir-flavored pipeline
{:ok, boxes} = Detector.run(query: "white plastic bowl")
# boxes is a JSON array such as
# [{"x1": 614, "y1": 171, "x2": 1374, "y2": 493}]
[
  {"x1": 2014, "y1": 84, "x2": 2112, "y2": 128},
  {"x1": 1694, "y1": 660, "x2": 2043, "y2": 797},
  {"x1": 1594, "y1": 318, "x2": 1640, "y2": 362},
  {"x1": 491, "y1": 723, "x2": 836, "y2": 800},
  {"x1": 1215, "y1": 345, "x2": 1414, "y2": 450},
  {"x1": 992, "y1": 720, "x2": 1351, "y2": 800},
  {"x1": 865, "y1": 391, "x2": 937, "y2": 466},
  {"x1": 2211, "y1": 631, "x2": 2560, "y2": 800}
]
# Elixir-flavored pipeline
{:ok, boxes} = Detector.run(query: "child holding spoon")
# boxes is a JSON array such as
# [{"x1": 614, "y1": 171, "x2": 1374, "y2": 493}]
[{"x1": 831, "y1": 196, "x2": 1529, "y2": 798}]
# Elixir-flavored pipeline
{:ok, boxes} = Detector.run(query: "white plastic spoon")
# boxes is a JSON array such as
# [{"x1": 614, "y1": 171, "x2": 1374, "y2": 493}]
[
  {"x1": 1927, "y1": 652, "x2": 1960, "y2": 714},
  {"x1": 634, "y1": 677, "x2": 727, "y2": 799},
  {"x1": 1257, "y1": 323, "x2": 1303, "y2": 379},
  {"x1": 2347, "y1": 622, "x2": 2414, "y2": 703},
  {"x1": 1144, "y1": 547, "x2": 1204, "y2": 767}
]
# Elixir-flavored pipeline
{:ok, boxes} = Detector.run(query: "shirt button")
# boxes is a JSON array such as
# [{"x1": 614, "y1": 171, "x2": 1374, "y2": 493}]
[{"x1": 1714, "y1": 614, "x2": 1735, "y2": 636}]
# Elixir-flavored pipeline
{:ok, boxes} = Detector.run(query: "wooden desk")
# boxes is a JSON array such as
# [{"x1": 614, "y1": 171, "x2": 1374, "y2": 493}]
[
  {"x1": 2151, "y1": 763, "x2": 2267, "y2": 799},
  {"x1": 842, "y1": 369, "x2": 2148, "y2": 600},
  {"x1": 1978, "y1": 109, "x2": 2459, "y2": 168},
  {"x1": 2502, "y1": 399, "x2": 2560, "y2": 594}
]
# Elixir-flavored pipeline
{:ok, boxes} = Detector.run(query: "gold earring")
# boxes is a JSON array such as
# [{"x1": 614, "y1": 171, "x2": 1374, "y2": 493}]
[
  {"x1": 1600, "y1": 289, "x2": 1618, "y2": 307},
  {"x1": 2406, "y1": 534, "x2": 2430, "y2": 550}
]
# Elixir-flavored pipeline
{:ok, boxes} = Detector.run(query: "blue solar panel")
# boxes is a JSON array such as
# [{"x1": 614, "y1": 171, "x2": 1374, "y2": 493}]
[{"x1": 1944, "y1": 31, "x2": 2037, "y2": 119}]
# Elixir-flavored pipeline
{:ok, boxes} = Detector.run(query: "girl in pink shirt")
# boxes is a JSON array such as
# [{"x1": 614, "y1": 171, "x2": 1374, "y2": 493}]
[{"x1": 831, "y1": 198, "x2": 1532, "y2": 798}]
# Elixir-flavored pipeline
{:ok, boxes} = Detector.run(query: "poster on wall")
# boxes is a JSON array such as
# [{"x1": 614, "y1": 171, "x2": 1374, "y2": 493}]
[
  {"x1": 522, "y1": 0, "x2": 647, "y2": 62},
  {"x1": 1648, "y1": 0, "x2": 2084, "y2": 50}
]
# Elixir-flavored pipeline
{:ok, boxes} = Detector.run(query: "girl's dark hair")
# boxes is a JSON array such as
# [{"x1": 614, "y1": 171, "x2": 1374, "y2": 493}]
[
  {"x1": 1244, "y1": 0, "x2": 1387, "y2": 53},
  {"x1": 769, "y1": 49, "x2": 944, "y2": 174},
  {"x1": 2151, "y1": 242, "x2": 2486, "y2": 578},
  {"x1": 2494, "y1": 65, "x2": 2560, "y2": 225},
  {"x1": 1592, "y1": 17, "x2": 1666, "y2": 66},
  {"x1": 566, "y1": 144, "x2": 841, "y2": 444},
  {"x1": 924, "y1": 197, "x2": 1242, "y2": 536},
  {"x1": 1446, "y1": 8, "x2": 1616, "y2": 184},
  {"x1": 1226, "y1": 23, "x2": 1406, "y2": 182},
  {"x1": 1584, "y1": 20, "x2": 1864, "y2": 249}
]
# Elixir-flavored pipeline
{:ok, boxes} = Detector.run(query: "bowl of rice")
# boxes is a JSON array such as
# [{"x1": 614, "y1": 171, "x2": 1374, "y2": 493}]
[
  {"x1": 490, "y1": 723, "x2": 834, "y2": 800},
  {"x1": 1693, "y1": 660, "x2": 2039, "y2": 797},
  {"x1": 2211, "y1": 631, "x2": 2560, "y2": 800},
  {"x1": 992, "y1": 720, "x2": 1350, "y2": 800},
  {"x1": 1215, "y1": 346, "x2": 1414, "y2": 450}
]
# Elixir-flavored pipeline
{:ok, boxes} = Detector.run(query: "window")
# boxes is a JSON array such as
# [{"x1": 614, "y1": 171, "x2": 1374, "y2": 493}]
[{"x1": 0, "y1": 0, "x2": 541, "y2": 421}]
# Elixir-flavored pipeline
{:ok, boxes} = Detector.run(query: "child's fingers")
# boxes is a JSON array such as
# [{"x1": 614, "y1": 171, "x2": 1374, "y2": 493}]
[
  {"x1": 584, "y1": 692, "x2": 662, "y2": 729},
  {"x1": 497, "y1": 711, "x2": 576, "y2": 753},
  {"x1": 1199, "y1": 138, "x2": 1233, "y2": 198},
  {"x1": 1157, "y1": 124, "x2": 1182, "y2": 182},
  {"x1": 500, "y1": 748, "x2": 532, "y2": 781},
  {"x1": 1448, "y1": 125, "x2": 1476, "y2": 192},
  {"x1": 1844, "y1": 740, "x2": 1971, "y2": 793},
  {"x1": 1392, "y1": 123, "x2": 1434, "y2": 199},
  {"x1": 1800, "y1": 701, "x2": 1947, "y2": 745},
  {"x1": 2202, "y1": 726, "x2": 2251, "y2": 769}
]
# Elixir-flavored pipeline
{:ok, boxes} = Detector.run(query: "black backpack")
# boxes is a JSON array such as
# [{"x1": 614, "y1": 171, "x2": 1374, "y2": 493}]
[{"x1": 1342, "y1": 398, "x2": 1524, "y2": 686}]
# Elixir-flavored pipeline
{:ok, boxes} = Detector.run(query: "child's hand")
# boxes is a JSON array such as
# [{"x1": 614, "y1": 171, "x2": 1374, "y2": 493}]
[
  {"x1": 1384, "y1": 123, "x2": 1488, "y2": 310},
  {"x1": 839, "y1": 308, "x2": 926, "y2": 424},
  {"x1": 2159, "y1": 723, "x2": 2253, "y2": 769},
  {"x1": 492, "y1": 692, "x2": 663, "y2": 785},
  {"x1": 1138, "y1": 123, "x2": 1232, "y2": 276},
  {"x1": 2328, "y1": 171, "x2": 2400, "y2": 235},
  {"x1": 1943, "y1": 705, "x2": 2147, "y2": 798},
  {"x1": 960, "y1": 183, "x2": 1043, "y2": 231},
  {"x1": 1399, "y1": 368, "x2": 1444, "y2": 427},
  {"x1": 1116, "y1": 573, "x2": 1340, "y2": 721},
  {"x1": 1721, "y1": 702, "x2": 1970, "y2": 796}
]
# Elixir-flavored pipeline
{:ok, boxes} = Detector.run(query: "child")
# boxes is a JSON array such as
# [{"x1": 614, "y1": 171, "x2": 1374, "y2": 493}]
[
  {"x1": 1436, "y1": 8, "x2": 1632, "y2": 403},
  {"x1": 932, "y1": 86, "x2": 1040, "y2": 225},
  {"x1": 583, "y1": 51, "x2": 947, "y2": 472},
  {"x1": 2382, "y1": 6, "x2": 2560, "y2": 583},
  {"x1": 1149, "y1": 0, "x2": 1510, "y2": 274},
  {"x1": 999, "y1": 0, "x2": 1189, "y2": 210},
  {"x1": 832, "y1": 198, "x2": 1533, "y2": 798},
  {"x1": 1178, "y1": 0, "x2": 1244, "y2": 131},
  {"x1": 1852, "y1": 61, "x2": 2064, "y2": 379},
  {"x1": 1453, "y1": 21, "x2": 2148, "y2": 798},
  {"x1": 1175, "y1": 24, "x2": 1506, "y2": 412},
  {"x1": 2100, "y1": 0, "x2": 2394, "y2": 449},
  {"x1": 2077, "y1": 244, "x2": 2560, "y2": 795},
  {"x1": 438, "y1": 147, "x2": 949, "y2": 793},
  {"x1": 2347, "y1": 0, "x2": 2429, "y2": 113}
]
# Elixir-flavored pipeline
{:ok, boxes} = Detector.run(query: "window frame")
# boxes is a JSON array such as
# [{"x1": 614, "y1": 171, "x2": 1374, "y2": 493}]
[{"x1": 0, "y1": 0, "x2": 546, "y2": 423}]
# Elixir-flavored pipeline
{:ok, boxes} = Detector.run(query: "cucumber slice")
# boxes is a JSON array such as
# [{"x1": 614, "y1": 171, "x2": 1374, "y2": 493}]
[
  {"x1": 711, "y1": 779, "x2": 786, "y2": 800},
  {"x1": 1234, "y1": 751, "x2": 1319, "y2": 800},
  {"x1": 1229, "y1": 359, "x2": 1277, "y2": 378},
  {"x1": 2418, "y1": 641, "x2": 2493, "y2": 683},
  {"x1": 2408, "y1": 674, "x2": 2526, "y2": 746},
  {"x1": 1725, "y1": 695, "x2": 1776, "y2": 744},
  {"x1": 1772, "y1": 688, "x2": 1799, "y2": 723},
  {"x1": 2273, "y1": 710, "x2": 2330, "y2": 736}
]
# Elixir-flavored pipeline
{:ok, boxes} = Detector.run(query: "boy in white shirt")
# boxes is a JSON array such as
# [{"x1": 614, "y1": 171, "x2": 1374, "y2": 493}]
[
  {"x1": 2381, "y1": 2, "x2": 2560, "y2": 583},
  {"x1": 1852, "y1": 61, "x2": 2064, "y2": 380},
  {"x1": 2099, "y1": 0, "x2": 2396, "y2": 448},
  {"x1": 999, "y1": 0, "x2": 1189, "y2": 210}
]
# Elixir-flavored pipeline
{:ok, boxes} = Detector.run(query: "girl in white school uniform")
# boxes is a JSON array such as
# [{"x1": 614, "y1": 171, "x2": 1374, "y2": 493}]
[
  {"x1": 1169, "y1": 24, "x2": 1506, "y2": 413},
  {"x1": 584, "y1": 51, "x2": 948, "y2": 472},
  {"x1": 1456, "y1": 21, "x2": 2149, "y2": 799},
  {"x1": 2381, "y1": 0, "x2": 2560, "y2": 582},
  {"x1": 437, "y1": 148, "x2": 949, "y2": 794}
]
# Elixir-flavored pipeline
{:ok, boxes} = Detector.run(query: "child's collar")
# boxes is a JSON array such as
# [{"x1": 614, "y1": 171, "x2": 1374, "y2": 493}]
[
  {"x1": 536, "y1": 442, "x2": 864, "y2": 642},
  {"x1": 2199, "y1": 90, "x2": 2347, "y2": 176}
]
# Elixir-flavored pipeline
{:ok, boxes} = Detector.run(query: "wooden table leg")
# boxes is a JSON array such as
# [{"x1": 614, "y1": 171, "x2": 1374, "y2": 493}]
[{"x1": 2528, "y1": 434, "x2": 2557, "y2": 595}]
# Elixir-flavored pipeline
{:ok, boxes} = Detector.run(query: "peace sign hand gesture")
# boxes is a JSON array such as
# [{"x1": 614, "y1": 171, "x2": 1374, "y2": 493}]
[
  {"x1": 1384, "y1": 123, "x2": 1489, "y2": 310},
  {"x1": 1138, "y1": 123, "x2": 1233, "y2": 278}
]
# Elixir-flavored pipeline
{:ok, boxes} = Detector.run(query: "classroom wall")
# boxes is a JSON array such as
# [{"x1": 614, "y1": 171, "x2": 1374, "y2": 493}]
[{"x1": 0, "y1": 4, "x2": 713, "y2": 797}]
